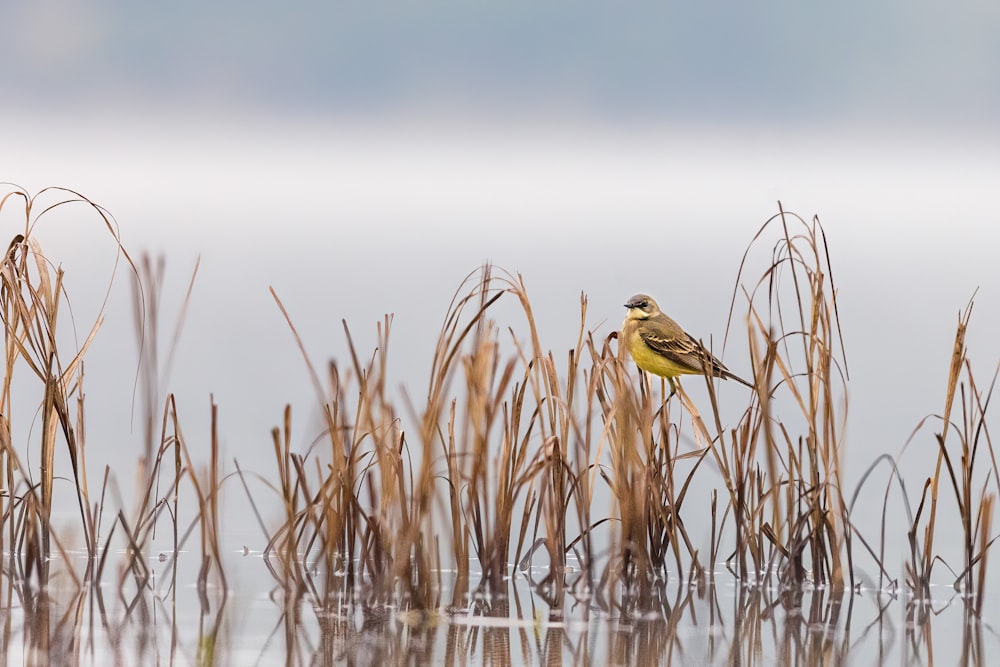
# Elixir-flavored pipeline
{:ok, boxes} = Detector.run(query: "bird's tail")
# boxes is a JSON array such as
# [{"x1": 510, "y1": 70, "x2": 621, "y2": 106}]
[{"x1": 722, "y1": 370, "x2": 754, "y2": 388}]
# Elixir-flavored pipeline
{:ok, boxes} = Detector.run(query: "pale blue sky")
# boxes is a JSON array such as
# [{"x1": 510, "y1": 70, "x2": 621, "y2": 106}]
[{"x1": 2, "y1": 2, "x2": 998, "y2": 126}]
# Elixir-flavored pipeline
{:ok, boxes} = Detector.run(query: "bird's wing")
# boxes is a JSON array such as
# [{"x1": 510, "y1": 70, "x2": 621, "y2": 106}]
[{"x1": 637, "y1": 328, "x2": 708, "y2": 374}]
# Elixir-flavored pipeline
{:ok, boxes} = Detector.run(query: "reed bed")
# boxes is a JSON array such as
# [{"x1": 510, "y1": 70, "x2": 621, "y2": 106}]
[{"x1": 0, "y1": 184, "x2": 998, "y2": 664}]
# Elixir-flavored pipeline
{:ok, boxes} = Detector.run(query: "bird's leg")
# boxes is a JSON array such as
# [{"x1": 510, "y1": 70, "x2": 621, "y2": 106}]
[{"x1": 667, "y1": 377, "x2": 678, "y2": 398}]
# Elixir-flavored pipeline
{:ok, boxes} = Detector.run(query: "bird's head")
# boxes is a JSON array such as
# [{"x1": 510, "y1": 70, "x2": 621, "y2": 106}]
[{"x1": 624, "y1": 294, "x2": 660, "y2": 320}]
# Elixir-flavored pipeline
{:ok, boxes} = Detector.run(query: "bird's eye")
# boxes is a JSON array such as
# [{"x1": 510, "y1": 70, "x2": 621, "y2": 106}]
[{"x1": 639, "y1": 301, "x2": 648, "y2": 308}]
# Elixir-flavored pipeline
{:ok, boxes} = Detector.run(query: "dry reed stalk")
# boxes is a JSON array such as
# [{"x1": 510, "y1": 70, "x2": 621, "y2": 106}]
[
  {"x1": 424, "y1": 267, "x2": 508, "y2": 599},
  {"x1": 726, "y1": 207, "x2": 850, "y2": 589},
  {"x1": 268, "y1": 289, "x2": 443, "y2": 608},
  {"x1": 0, "y1": 187, "x2": 135, "y2": 590},
  {"x1": 588, "y1": 330, "x2": 657, "y2": 607},
  {"x1": 413, "y1": 266, "x2": 551, "y2": 603},
  {"x1": 169, "y1": 397, "x2": 229, "y2": 604},
  {"x1": 265, "y1": 404, "x2": 300, "y2": 587},
  {"x1": 901, "y1": 297, "x2": 1000, "y2": 608},
  {"x1": 267, "y1": 290, "x2": 359, "y2": 598},
  {"x1": 507, "y1": 276, "x2": 602, "y2": 605}
]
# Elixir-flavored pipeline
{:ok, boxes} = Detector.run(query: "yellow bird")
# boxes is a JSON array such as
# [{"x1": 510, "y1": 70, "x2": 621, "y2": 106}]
[{"x1": 621, "y1": 293, "x2": 751, "y2": 396}]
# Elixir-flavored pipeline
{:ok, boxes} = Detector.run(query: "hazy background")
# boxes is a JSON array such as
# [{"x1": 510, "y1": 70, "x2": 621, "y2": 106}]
[{"x1": 2, "y1": 2, "x2": 999, "y2": 564}]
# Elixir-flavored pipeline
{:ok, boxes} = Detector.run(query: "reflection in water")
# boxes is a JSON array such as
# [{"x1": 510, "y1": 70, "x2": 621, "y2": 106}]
[
  {"x1": 2, "y1": 555, "x2": 1000, "y2": 665},
  {"x1": 2, "y1": 556, "x2": 231, "y2": 666}
]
